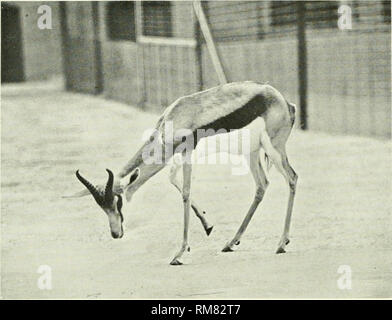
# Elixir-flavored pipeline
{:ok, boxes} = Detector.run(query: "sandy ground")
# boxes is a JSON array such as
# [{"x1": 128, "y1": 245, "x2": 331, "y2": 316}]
[{"x1": 1, "y1": 82, "x2": 391, "y2": 299}]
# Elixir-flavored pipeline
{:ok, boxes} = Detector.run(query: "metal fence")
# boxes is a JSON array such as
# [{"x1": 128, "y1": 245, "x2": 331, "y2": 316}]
[
  {"x1": 304, "y1": 1, "x2": 391, "y2": 137},
  {"x1": 202, "y1": 1, "x2": 391, "y2": 137}
]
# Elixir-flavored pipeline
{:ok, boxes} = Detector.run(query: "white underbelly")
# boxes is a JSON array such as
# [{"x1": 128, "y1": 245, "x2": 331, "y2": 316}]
[{"x1": 194, "y1": 117, "x2": 264, "y2": 158}]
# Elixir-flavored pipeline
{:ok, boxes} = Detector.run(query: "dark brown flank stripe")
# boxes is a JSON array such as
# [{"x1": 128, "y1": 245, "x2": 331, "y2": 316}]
[
  {"x1": 192, "y1": 94, "x2": 269, "y2": 146},
  {"x1": 138, "y1": 94, "x2": 271, "y2": 164}
]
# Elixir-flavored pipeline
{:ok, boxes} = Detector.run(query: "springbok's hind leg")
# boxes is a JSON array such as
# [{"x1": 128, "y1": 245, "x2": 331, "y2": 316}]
[
  {"x1": 261, "y1": 128, "x2": 298, "y2": 254},
  {"x1": 170, "y1": 159, "x2": 213, "y2": 236},
  {"x1": 275, "y1": 151, "x2": 297, "y2": 254},
  {"x1": 222, "y1": 150, "x2": 269, "y2": 252}
]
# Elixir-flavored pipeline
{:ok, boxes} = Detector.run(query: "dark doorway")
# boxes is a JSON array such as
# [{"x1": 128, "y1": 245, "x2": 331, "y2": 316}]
[
  {"x1": 59, "y1": 2, "x2": 103, "y2": 94},
  {"x1": 1, "y1": 3, "x2": 24, "y2": 82}
]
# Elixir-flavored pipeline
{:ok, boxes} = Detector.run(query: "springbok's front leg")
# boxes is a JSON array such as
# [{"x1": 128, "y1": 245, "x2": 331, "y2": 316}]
[
  {"x1": 170, "y1": 158, "x2": 193, "y2": 265},
  {"x1": 170, "y1": 160, "x2": 213, "y2": 236}
]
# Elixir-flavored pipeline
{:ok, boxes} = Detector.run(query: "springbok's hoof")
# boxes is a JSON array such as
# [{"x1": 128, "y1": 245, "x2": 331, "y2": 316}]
[
  {"x1": 206, "y1": 226, "x2": 214, "y2": 236},
  {"x1": 222, "y1": 244, "x2": 234, "y2": 252},
  {"x1": 276, "y1": 238, "x2": 290, "y2": 254},
  {"x1": 170, "y1": 259, "x2": 183, "y2": 265},
  {"x1": 276, "y1": 247, "x2": 286, "y2": 254}
]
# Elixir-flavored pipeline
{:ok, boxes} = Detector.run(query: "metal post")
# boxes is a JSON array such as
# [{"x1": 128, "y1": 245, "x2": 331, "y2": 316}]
[
  {"x1": 91, "y1": 2, "x2": 103, "y2": 94},
  {"x1": 194, "y1": 10, "x2": 203, "y2": 91},
  {"x1": 193, "y1": 0, "x2": 227, "y2": 84},
  {"x1": 59, "y1": 2, "x2": 70, "y2": 90},
  {"x1": 135, "y1": 1, "x2": 147, "y2": 107},
  {"x1": 297, "y1": 1, "x2": 308, "y2": 130}
]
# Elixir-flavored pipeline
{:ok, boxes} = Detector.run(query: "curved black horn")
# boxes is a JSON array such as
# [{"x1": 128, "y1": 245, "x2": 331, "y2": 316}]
[
  {"x1": 75, "y1": 170, "x2": 104, "y2": 206},
  {"x1": 105, "y1": 169, "x2": 114, "y2": 204}
]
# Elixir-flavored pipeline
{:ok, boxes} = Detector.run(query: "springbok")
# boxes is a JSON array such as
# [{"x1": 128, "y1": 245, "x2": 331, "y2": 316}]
[{"x1": 66, "y1": 81, "x2": 298, "y2": 265}]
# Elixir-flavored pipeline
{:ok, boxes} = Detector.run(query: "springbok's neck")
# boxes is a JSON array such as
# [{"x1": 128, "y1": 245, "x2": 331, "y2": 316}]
[
  {"x1": 126, "y1": 162, "x2": 166, "y2": 197},
  {"x1": 117, "y1": 140, "x2": 150, "y2": 179},
  {"x1": 116, "y1": 138, "x2": 170, "y2": 199}
]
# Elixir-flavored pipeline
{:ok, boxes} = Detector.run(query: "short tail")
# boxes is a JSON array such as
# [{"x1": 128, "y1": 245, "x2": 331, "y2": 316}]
[{"x1": 286, "y1": 99, "x2": 296, "y2": 127}]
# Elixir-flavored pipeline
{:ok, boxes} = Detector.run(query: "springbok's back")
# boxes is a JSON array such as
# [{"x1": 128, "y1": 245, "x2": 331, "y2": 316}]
[{"x1": 160, "y1": 81, "x2": 295, "y2": 145}]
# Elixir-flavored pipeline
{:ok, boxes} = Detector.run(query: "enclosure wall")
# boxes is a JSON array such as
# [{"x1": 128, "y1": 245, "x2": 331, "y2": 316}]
[
  {"x1": 1, "y1": 2, "x2": 63, "y2": 81},
  {"x1": 57, "y1": 1, "x2": 391, "y2": 138},
  {"x1": 61, "y1": 2, "x2": 102, "y2": 94},
  {"x1": 307, "y1": 31, "x2": 391, "y2": 137}
]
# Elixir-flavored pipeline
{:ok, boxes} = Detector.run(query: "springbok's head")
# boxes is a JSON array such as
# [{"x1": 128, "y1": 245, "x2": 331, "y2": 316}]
[{"x1": 72, "y1": 168, "x2": 139, "y2": 239}]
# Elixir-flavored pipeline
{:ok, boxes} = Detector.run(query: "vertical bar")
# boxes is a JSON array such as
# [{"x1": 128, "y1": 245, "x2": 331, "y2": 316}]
[
  {"x1": 135, "y1": 1, "x2": 143, "y2": 37},
  {"x1": 166, "y1": 45, "x2": 173, "y2": 104},
  {"x1": 194, "y1": 9, "x2": 203, "y2": 91},
  {"x1": 353, "y1": 36, "x2": 361, "y2": 135},
  {"x1": 186, "y1": 46, "x2": 194, "y2": 94},
  {"x1": 146, "y1": 44, "x2": 153, "y2": 107},
  {"x1": 193, "y1": 0, "x2": 227, "y2": 84},
  {"x1": 91, "y1": 2, "x2": 103, "y2": 94},
  {"x1": 155, "y1": 44, "x2": 162, "y2": 106},
  {"x1": 260, "y1": 0, "x2": 270, "y2": 36},
  {"x1": 368, "y1": 36, "x2": 376, "y2": 136},
  {"x1": 59, "y1": 2, "x2": 70, "y2": 90},
  {"x1": 135, "y1": 1, "x2": 146, "y2": 107},
  {"x1": 297, "y1": 1, "x2": 308, "y2": 130},
  {"x1": 177, "y1": 46, "x2": 184, "y2": 97}
]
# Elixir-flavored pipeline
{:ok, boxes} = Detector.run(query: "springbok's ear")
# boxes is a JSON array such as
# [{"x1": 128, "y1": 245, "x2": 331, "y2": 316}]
[
  {"x1": 129, "y1": 168, "x2": 140, "y2": 185},
  {"x1": 124, "y1": 168, "x2": 140, "y2": 202}
]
